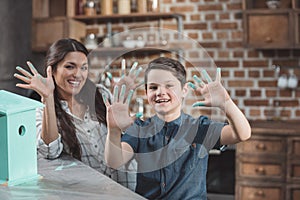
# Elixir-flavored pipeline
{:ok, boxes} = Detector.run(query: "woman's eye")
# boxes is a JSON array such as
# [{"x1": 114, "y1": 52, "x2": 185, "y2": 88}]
[
  {"x1": 81, "y1": 66, "x2": 88, "y2": 71},
  {"x1": 65, "y1": 65, "x2": 75, "y2": 69}
]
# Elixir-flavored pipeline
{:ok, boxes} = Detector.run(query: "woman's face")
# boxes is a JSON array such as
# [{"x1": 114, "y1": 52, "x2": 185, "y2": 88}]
[
  {"x1": 146, "y1": 69, "x2": 188, "y2": 121},
  {"x1": 52, "y1": 51, "x2": 88, "y2": 100}
]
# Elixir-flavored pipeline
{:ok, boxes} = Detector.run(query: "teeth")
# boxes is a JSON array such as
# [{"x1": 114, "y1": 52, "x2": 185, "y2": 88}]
[
  {"x1": 69, "y1": 81, "x2": 80, "y2": 86},
  {"x1": 156, "y1": 99, "x2": 169, "y2": 103}
]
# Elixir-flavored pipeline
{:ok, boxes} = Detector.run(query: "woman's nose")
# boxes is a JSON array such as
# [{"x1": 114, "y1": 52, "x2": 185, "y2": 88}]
[{"x1": 73, "y1": 68, "x2": 81, "y2": 77}]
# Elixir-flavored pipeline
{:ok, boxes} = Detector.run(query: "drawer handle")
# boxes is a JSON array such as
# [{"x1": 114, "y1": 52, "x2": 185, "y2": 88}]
[
  {"x1": 256, "y1": 143, "x2": 267, "y2": 151},
  {"x1": 255, "y1": 167, "x2": 266, "y2": 175},
  {"x1": 265, "y1": 37, "x2": 273, "y2": 43},
  {"x1": 254, "y1": 190, "x2": 265, "y2": 197}
]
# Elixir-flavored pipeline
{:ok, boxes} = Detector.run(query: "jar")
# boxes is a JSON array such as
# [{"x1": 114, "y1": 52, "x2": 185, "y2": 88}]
[
  {"x1": 84, "y1": 0, "x2": 96, "y2": 16},
  {"x1": 101, "y1": 0, "x2": 113, "y2": 15},
  {"x1": 147, "y1": 0, "x2": 159, "y2": 12},
  {"x1": 137, "y1": 0, "x2": 147, "y2": 13},
  {"x1": 118, "y1": 0, "x2": 131, "y2": 14}
]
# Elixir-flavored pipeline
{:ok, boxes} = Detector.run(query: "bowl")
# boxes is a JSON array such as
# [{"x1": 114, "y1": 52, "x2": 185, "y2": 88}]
[
  {"x1": 266, "y1": 0, "x2": 281, "y2": 9},
  {"x1": 122, "y1": 40, "x2": 136, "y2": 48}
]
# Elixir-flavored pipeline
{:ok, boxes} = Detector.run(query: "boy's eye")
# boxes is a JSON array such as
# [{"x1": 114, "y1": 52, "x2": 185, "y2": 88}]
[
  {"x1": 149, "y1": 86, "x2": 157, "y2": 90},
  {"x1": 166, "y1": 84, "x2": 174, "y2": 88}
]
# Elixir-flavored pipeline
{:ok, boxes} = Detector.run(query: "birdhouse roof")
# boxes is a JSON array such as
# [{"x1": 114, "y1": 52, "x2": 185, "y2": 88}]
[{"x1": 0, "y1": 90, "x2": 44, "y2": 115}]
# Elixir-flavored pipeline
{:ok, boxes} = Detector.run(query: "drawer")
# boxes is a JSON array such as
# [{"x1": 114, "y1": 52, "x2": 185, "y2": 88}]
[
  {"x1": 237, "y1": 136, "x2": 286, "y2": 155},
  {"x1": 236, "y1": 183, "x2": 284, "y2": 200},
  {"x1": 287, "y1": 160, "x2": 300, "y2": 182},
  {"x1": 288, "y1": 137, "x2": 300, "y2": 157},
  {"x1": 286, "y1": 185, "x2": 300, "y2": 200}
]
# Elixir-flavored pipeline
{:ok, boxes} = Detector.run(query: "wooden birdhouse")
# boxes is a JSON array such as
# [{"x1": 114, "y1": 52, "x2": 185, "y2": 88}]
[{"x1": 0, "y1": 90, "x2": 43, "y2": 186}]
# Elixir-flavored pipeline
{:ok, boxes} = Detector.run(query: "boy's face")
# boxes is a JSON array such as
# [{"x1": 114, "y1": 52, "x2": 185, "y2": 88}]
[{"x1": 146, "y1": 69, "x2": 188, "y2": 120}]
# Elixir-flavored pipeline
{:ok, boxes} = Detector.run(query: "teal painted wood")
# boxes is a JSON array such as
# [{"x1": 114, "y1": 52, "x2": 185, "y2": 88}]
[{"x1": 0, "y1": 90, "x2": 43, "y2": 186}]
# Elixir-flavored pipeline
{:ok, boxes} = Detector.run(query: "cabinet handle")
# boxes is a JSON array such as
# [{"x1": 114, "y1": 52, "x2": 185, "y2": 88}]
[
  {"x1": 254, "y1": 190, "x2": 265, "y2": 197},
  {"x1": 255, "y1": 167, "x2": 266, "y2": 175},
  {"x1": 255, "y1": 143, "x2": 267, "y2": 151},
  {"x1": 265, "y1": 36, "x2": 273, "y2": 43}
]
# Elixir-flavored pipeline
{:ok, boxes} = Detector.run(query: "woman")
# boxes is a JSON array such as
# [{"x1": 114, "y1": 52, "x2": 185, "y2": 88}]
[{"x1": 14, "y1": 38, "x2": 137, "y2": 190}]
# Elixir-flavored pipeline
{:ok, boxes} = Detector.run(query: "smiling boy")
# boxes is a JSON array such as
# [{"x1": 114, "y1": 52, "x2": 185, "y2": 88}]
[{"x1": 104, "y1": 57, "x2": 251, "y2": 199}]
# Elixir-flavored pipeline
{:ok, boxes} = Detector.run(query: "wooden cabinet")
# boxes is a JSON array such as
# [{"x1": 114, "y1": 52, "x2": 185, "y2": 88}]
[
  {"x1": 242, "y1": 0, "x2": 300, "y2": 49},
  {"x1": 236, "y1": 121, "x2": 300, "y2": 200}
]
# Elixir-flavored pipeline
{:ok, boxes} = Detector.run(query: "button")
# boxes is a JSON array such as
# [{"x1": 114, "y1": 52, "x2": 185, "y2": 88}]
[
  {"x1": 87, "y1": 130, "x2": 90, "y2": 133},
  {"x1": 161, "y1": 182, "x2": 165, "y2": 188},
  {"x1": 94, "y1": 145, "x2": 98, "y2": 148}
]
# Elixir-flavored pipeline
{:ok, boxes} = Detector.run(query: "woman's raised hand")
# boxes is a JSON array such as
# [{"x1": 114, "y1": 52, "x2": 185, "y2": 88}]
[
  {"x1": 188, "y1": 68, "x2": 231, "y2": 110},
  {"x1": 14, "y1": 61, "x2": 55, "y2": 100}
]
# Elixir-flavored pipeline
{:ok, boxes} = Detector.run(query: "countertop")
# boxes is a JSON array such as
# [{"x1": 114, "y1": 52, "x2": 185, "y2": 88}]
[
  {"x1": 249, "y1": 120, "x2": 300, "y2": 136},
  {"x1": 0, "y1": 154, "x2": 145, "y2": 200}
]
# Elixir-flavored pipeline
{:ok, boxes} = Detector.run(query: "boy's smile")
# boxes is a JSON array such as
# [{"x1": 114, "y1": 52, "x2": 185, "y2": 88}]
[{"x1": 146, "y1": 69, "x2": 188, "y2": 121}]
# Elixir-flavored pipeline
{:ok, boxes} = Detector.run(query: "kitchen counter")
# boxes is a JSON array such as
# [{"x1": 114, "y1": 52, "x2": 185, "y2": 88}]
[
  {"x1": 0, "y1": 154, "x2": 145, "y2": 200},
  {"x1": 249, "y1": 120, "x2": 300, "y2": 136}
]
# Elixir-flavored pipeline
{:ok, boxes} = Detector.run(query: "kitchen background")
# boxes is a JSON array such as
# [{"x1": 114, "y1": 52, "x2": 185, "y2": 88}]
[
  {"x1": 1, "y1": 0, "x2": 299, "y2": 121},
  {"x1": 1, "y1": 0, "x2": 300, "y2": 199}
]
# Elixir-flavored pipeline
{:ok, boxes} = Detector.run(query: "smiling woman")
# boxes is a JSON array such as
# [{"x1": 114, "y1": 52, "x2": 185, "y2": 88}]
[{"x1": 13, "y1": 38, "x2": 137, "y2": 191}]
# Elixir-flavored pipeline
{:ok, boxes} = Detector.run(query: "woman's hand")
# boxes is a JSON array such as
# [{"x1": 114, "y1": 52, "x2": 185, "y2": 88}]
[
  {"x1": 188, "y1": 68, "x2": 231, "y2": 110},
  {"x1": 14, "y1": 61, "x2": 55, "y2": 101}
]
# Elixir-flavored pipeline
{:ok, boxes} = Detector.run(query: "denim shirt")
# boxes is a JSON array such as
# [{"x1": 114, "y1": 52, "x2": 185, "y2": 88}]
[{"x1": 122, "y1": 112, "x2": 225, "y2": 199}]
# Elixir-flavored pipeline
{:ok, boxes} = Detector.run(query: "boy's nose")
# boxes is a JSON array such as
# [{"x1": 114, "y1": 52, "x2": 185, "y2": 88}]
[{"x1": 156, "y1": 86, "x2": 166, "y2": 96}]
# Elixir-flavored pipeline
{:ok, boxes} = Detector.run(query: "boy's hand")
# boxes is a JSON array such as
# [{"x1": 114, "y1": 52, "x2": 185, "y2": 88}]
[
  {"x1": 103, "y1": 84, "x2": 140, "y2": 132},
  {"x1": 14, "y1": 61, "x2": 55, "y2": 100},
  {"x1": 188, "y1": 68, "x2": 230, "y2": 110}
]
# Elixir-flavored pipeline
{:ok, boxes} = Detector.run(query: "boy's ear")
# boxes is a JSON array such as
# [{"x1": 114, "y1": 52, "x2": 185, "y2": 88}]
[{"x1": 182, "y1": 83, "x2": 189, "y2": 98}]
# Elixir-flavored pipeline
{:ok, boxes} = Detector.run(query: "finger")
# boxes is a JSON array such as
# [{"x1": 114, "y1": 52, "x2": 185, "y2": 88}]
[
  {"x1": 106, "y1": 72, "x2": 113, "y2": 80},
  {"x1": 119, "y1": 84, "x2": 126, "y2": 103},
  {"x1": 216, "y1": 67, "x2": 221, "y2": 82},
  {"x1": 187, "y1": 82, "x2": 197, "y2": 90},
  {"x1": 125, "y1": 89, "x2": 134, "y2": 104},
  {"x1": 16, "y1": 66, "x2": 33, "y2": 78},
  {"x1": 15, "y1": 83, "x2": 31, "y2": 89},
  {"x1": 102, "y1": 93, "x2": 110, "y2": 107},
  {"x1": 46, "y1": 66, "x2": 52, "y2": 78},
  {"x1": 14, "y1": 73, "x2": 30, "y2": 83},
  {"x1": 192, "y1": 101, "x2": 206, "y2": 107},
  {"x1": 27, "y1": 61, "x2": 38, "y2": 75},
  {"x1": 121, "y1": 59, "x2": 126, "y2": 77},
  {"x1": 193, "y1": 75, "x2": 205, "y2": 87},
  {"x1": 113, "y1": 85, "x2": 119, "y2": 103},
  {"x1": 135, "y1": 67, "x2": 143, "y2": 78},
  {"x1": 129, "y1": 61, "x2": 138, "y2": 76},
  {"x1": 201, "y1": 69, "x2": 212, "y2": 83}
]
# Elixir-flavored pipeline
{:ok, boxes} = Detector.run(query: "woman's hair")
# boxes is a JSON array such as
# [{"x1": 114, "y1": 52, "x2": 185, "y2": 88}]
[
  {"x1": 45, "y1": 38, "x2": 106, "y2": 160},
  {"x1": 144, "y1": 57, "x2": 187, "y2": 90}
]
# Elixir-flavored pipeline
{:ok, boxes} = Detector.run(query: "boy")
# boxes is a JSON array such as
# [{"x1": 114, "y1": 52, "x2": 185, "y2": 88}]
[{"x1": 104, "y1": 57, "x2": 251, "y2": 199}]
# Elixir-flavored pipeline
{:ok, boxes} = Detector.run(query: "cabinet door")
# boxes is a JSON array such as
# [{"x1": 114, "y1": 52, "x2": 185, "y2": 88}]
[{"x1": 243, "y1": 11, "x2": 293, "y2": 48}]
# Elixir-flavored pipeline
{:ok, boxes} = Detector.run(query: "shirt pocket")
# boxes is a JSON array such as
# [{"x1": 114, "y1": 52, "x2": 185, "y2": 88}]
[{"x1": 174, "y1": 144, "x2": 197, "y2": 173}]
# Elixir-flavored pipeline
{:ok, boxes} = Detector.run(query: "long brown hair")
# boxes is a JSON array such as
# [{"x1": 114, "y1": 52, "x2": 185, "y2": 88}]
[{"x1": 45, "y1": 38, "x2": 106, "y2": 160}]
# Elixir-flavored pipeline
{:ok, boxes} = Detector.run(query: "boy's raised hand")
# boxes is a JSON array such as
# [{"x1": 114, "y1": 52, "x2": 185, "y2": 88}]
[
  {"x1": 103, "y1": 84, "x2": 140, "y2": 132},
  {"x1": 188, "y1": 68, "x2": 231, "y2": 110},
  {"x1": 14, "y1": 61, "x2": 55, "y2": 100}
]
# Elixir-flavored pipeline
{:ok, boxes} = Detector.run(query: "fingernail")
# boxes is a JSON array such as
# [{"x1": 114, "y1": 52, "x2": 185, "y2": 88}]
[
  {"x1": 16, "y1": 66, "x2": 21, "y2": 70},
  {"x1": 135, "y1": 112, "x2": 143, "y2": 118},
  {"x1": 192, "y1": 102, "x2": 205, "y2": 107},
  {"x1": 106, "y1": 72, "x2": 112, "y2": 80},
  {"x1": 188, "y1": 82, "x2": 196, "y2": 90}
]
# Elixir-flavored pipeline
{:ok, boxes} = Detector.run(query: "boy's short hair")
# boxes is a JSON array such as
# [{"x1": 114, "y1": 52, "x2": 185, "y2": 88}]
[{"x1": 144, "y1": 57, "x2": 187, "y2": 90}]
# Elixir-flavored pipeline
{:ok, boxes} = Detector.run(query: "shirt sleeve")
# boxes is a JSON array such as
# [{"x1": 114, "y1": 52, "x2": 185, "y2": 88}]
[
  {"x1": 194, "y1": 115, "x2": 227, "y2": 151},
  {"x1": 36, "y1": 107, "x2": 63, "y2": 159}
]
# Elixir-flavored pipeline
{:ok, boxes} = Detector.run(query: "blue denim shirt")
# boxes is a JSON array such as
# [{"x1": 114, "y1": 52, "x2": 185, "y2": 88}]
[{"x1": 122, "y1": 113, "x2": 225, "y2": 200}]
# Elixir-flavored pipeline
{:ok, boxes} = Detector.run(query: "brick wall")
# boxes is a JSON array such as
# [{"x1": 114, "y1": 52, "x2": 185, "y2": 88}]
[{"x1": 88, "y1": 0, "x2": 300, "y2": 121}]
